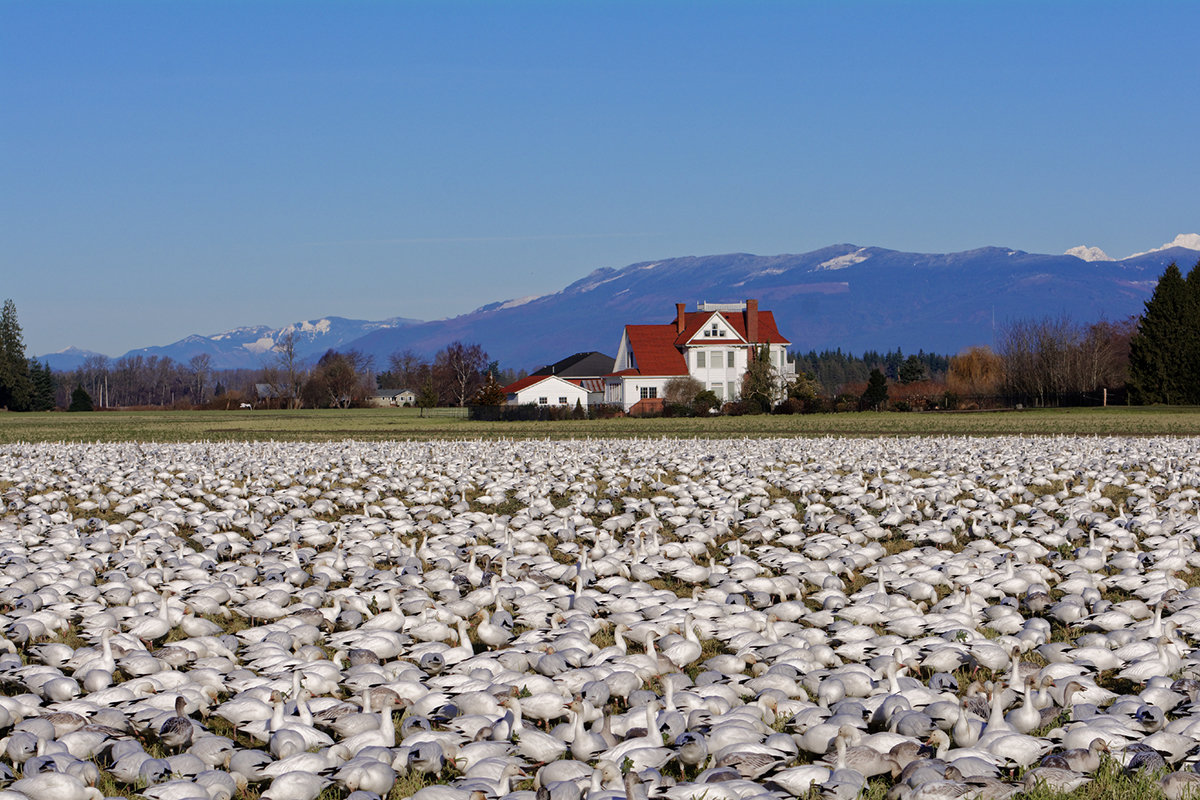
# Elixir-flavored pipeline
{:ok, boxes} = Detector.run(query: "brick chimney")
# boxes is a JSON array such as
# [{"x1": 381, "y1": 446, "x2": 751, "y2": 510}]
[
  {"x1": 676, "y1": 303, "x2": 686, "y2": 334},
  {"x1": 745, "y1": 299, "x2": 759, "y2": 343}
]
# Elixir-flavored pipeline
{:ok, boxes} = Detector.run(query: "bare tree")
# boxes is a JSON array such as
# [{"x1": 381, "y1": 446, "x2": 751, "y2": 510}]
[
  {"x1": 947, "y1": 346, "x2": 1003, "y2": 398},
  {"x1": 435, "y1": 341, "x2": 487, "y2": 407},
  {"x1": 383, "y1": 349, "x2": 428, "y2": 391},
  {"x1": 189, "y1": 353, "x2": 213, "y2": 406},
  {"x1": 998, "y1": 315, "x2": 1134, "y2": 406},
  {"x1": 303, "y1": 349, "x2": 374, "y2": 409},
  {"x1": 270, "y1": 331, "x2": 307, "y2": 409}
]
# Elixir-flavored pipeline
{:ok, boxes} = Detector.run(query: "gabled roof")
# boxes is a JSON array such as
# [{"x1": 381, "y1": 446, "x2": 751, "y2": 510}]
[
  {"x1": 676, "y1": 310, "x2": 790, "y2": 346},
  {"x1": 532, "y1": 351, "x2": 615, "y2": 378},
  {"x1": 615, "y1": 304, "x2": 790, "y2": 378},
  {"x1": 625, "y1": 325, "x2": 689, "y2": 376},
  {"x1": 502, "y1": 374, "x2": 585, "y2": 394}
]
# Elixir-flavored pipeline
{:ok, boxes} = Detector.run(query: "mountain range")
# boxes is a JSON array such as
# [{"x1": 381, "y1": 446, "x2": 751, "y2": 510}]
[{"x1": 38, "y1": 236, "x2": 1200, "y2": 373}]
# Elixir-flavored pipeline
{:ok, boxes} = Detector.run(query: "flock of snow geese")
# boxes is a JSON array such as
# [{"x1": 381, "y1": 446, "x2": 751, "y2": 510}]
[{"x1": 1, "y1": 435, "x2": 1200, "y2": 800}]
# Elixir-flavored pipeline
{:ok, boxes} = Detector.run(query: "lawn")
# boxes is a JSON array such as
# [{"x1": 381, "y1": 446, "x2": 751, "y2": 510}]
[{"x1": 2, "y1": 405, "x2": 1200, "y2": 443}]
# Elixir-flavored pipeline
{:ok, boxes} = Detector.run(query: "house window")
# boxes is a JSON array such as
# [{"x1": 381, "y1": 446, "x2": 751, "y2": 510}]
[
  {"x1": 696, "y1": 351, "x2": 706, "y2": 368},
  {"x1": 728, "y1": 381, "x2": 736, "y2": 399},
  {"x1": 558, "y1": 396, "x2": 568, "y2": 405},
  {"x1": 712, "y1": 383, "x2": 723, "y2": 400},
  {"x1": 709, "y1": 324, "x2": 720, "y2": 337},
  {"x1": 640, "y1": 387, "x2": 657, "y2": 399},
  {"x1": 538, "y1": 397, "x2": 548, "y2": 405}
]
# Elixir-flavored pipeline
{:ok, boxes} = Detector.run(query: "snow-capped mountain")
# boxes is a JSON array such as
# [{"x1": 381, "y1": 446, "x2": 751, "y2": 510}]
[
  {"x1": 39, "y1": 236, "x2": 1200, "y2": 372},
  {"x1": 1064, "y1": 245, "x2": 1112, "y2": 262},
  {"x1": 58, "y1": 316, "x2": 423, "y2": 370}
]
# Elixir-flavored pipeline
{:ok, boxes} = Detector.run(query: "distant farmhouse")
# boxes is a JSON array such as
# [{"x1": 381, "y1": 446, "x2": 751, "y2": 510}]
[
  {"x1": 369, "y1": 388, "x2": 416, "y2": 407},
  {"x1": 501, "y1": 299, "x2": 793, "y2": 413}
]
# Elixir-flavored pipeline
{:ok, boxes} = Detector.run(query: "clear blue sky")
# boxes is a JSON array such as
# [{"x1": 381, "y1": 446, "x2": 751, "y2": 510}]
[{"x1": 4, "y1": 0, "x2": 1197, "y2": 357}]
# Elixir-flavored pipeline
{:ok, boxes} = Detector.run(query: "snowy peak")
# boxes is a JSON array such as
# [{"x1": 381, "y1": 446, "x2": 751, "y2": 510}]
[
  {"x1": 814, "y1": 247, "x2": 872, "y2": 271},
  {"x1": 1065, "y1": 245, "x2": 1112, "y2": 262},
  {"x1": 1128, "y1": 233, "x2": 1200, "y2": 259}
]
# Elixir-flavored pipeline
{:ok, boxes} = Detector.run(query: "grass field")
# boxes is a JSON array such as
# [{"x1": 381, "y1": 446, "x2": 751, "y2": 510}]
[{"x1": 2, "y1": 405, "x2": 1200, "y2": 443}]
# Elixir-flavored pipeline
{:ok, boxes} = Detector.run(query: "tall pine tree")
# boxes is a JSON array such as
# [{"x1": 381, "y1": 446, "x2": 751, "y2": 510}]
[
  {"x1": 29, "y1": 360, "x2": 56, "y2": 411},
  {"x1": 0, "y1": 299, "x2": 32, "y2": 411},
  {"x1": 1129, "y1": 263, "x2": 1200, "y2": 404}
]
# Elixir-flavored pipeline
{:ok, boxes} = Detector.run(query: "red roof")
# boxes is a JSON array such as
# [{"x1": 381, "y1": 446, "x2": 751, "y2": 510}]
[
  {"x1": 675, "y1": 310, "x2": 789, "y2": 346},
  {"x1": 615, "y1": 304, "x2": 790, "y2": 377},
  {"x1": 625, "y1": 325, "x2": 689, "y2": 376}
]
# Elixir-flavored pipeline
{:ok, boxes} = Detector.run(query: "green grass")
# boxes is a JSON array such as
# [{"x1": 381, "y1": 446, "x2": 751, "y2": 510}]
[{"x1": 4, "y1": 405, "x2": 1200, "y2": 443}]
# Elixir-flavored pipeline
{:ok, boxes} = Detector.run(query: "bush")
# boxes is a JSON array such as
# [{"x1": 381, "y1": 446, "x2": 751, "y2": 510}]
[
  {"x1": 588, "y1": 403, "x2": 625, "y2": 419},
  {"x1": 692, "y1": 390, "x2": 720, "y2": 415},
  {"x1": 773, "y1": 397, "x2": 803, "y2": 415},
  {"x1": 663, "y1": 403, "x2": 693, "y2": 417},
  {"x1": 892, "y1": 400, "x2": 912, "y2": 412},
  {"x1": 833, "y1": 393, "x2": 858, "y2": 412}
]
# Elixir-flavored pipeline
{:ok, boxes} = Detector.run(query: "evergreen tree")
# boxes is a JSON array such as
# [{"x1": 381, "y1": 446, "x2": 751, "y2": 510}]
[
  {"x1": 473, "y1": 372, "x2": 506, "y2": 406},
  {"x1": 29, "y1": 360, "x2": 55, "y2": 411},
  {"x1": 417, "y1": 376, "x2": 439, "y2": 408},
  {"x1": 0, "y1": 299, "x2": 32, "y2": 411},
  {"x1": 68, "y1": 384, "x2": 93, "y2": 412},
  {"x1": 861, "y1": 368, "x2": 888, "y2": 411},
  {"x1": 898, "y1": 354, "x2": 926, "y2": 384},
  {"x1": 1129, "y1": 263, "x2": 1195, "y2": 404}
]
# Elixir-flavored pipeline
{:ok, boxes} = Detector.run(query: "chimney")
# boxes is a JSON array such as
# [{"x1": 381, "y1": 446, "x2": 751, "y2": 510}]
[
  {"x1": 746, "y1": 299, "x2": 759, "y2": 343},
  {"x1": 676, "y1": 303, "x2": 686, "y2": 334}
]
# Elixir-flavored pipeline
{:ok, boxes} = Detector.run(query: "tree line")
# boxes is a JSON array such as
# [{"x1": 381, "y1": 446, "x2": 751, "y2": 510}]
[
  {"x1": 4, "y1": 263, "x2": 1198, "y2": 413},
  {"x1": 46, "y1": 330, "x2": 514, "y2": 411}
]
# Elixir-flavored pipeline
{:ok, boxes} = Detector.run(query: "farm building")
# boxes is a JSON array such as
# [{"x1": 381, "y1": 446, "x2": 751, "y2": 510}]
[
  {"x1": 368, "y1": 389, "x2": 417, "y2": 407},
  {"x1": 502, "y1": 374, "x2": 590, "y2": 409},
  {"x1": 531, "y1": 351, "x2": 614, "y2": 407},
  {"x1": 604, "y1": 299, "x2": 794, "y2": 411}
]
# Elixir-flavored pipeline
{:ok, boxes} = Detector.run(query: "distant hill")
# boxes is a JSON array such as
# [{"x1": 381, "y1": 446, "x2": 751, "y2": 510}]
[
  {"x1": 38, "y1": 238, "x2": 1199, "y2": 372},
  {"x1": 37, "y1": 346, "x2": 109, "y2": 372},
  {"x1": 41, "y1": 316, "x2": 421, "y2": 371},
  {"x1": 345, "y1": 242, "x2": 1195, "y2": 371}
]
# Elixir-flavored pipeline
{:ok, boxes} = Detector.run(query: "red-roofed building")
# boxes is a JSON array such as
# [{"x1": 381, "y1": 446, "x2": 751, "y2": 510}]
[
  {"x1": 502, "y1": 374, "x2": 590, "y2": 409},
  {"x1": 604, "y1": 299, "x2": 794, "y2": 410}
]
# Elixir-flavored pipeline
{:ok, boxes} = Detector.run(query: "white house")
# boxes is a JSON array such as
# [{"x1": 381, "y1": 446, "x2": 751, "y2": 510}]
[
  {"x1": 367, "y1": 388, "x2": 417, "y2": 407},
  {"x1": 604, "y1": 299, "x2": 794, "y2": 411},
  {"x1": 502, "y1": 374, "x2": 590, "y2": 409}
]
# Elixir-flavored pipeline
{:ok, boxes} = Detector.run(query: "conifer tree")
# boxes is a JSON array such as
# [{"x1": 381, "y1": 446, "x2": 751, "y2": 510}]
[
  {"x1": 68, "y1": 384, "x2": 93, "y2": 412},
  {"x1": 0, "y1": 299, "x2": 32, "y2": 411},
  {"x1": 861, "y1": 368, "x2": 888, "y2": 411},
  {"x1": 1129, "y1": 263, "x2": 1194, "y2": 404},
  {"x1": 29, "y1": 360, "x2": 55, "y2": 411}
]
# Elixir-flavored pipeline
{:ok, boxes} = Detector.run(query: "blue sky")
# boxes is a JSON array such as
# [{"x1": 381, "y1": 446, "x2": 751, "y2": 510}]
[{"x1": 4, "y1": 0, "x2": 1198, "y2": 357}]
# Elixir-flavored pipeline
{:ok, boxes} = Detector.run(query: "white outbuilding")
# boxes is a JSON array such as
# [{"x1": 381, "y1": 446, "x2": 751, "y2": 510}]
[{"x1": 501, "y1": 374, "x2": 590, "y2": 409}]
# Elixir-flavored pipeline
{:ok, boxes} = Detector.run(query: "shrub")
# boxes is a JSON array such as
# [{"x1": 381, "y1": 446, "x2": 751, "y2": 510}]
[
  {"x1": 773, "y1": 397, "x2": 803, "y2": 415},
  {"x1": 588, "y1": 403, "x2": 625, "y2": 419},
  {"x1": 663, "y1": 403, "x2": 693, "y2": 417},
  {"x1": 692, "y1": 390, "x2": 720, "y2": 415},
  {"x1": 664, "y1": 376, "x2": 704, "y2": 406}
]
